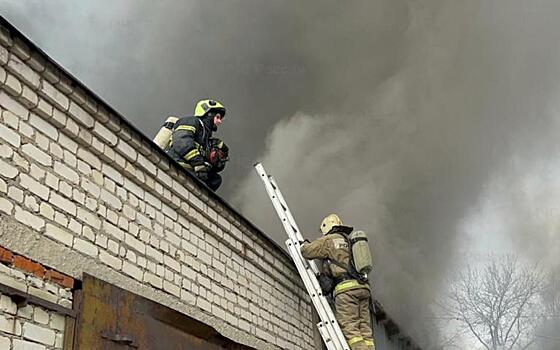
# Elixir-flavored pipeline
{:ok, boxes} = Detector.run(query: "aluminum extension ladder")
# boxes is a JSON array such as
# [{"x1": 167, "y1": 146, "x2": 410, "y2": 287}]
[{"x1": 254, "y1": 163, "x2": 350, "y2": 350}]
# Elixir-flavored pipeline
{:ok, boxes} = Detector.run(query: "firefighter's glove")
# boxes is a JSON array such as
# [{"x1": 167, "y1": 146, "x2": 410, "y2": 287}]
[{"x1": 193, "y1": 162, "x2": 212, "y2": 173}]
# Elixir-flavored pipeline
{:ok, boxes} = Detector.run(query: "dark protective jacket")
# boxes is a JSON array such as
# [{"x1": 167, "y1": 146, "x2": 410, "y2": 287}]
[
  {"x1": 166, "y1": 115, "x2": 214, "y2": 168},
  {"x1": 300, "y1": 227, "x2": 369, "y2": 296}
]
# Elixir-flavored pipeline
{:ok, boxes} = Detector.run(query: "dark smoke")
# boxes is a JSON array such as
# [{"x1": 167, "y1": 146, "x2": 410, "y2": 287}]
[{"x1": 4, "y1": 0, "x2": 560, "y2": 347}]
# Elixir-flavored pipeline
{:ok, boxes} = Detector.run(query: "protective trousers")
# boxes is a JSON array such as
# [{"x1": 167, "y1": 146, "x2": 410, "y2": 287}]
[{"x1": 335, "y1": 288, "x2": 375, "y2": 350}]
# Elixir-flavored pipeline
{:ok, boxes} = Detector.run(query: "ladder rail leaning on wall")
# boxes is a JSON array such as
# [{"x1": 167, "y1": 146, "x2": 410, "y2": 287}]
[{"x1": 254, "y1": 163, "x2": 350, "y2": 350}]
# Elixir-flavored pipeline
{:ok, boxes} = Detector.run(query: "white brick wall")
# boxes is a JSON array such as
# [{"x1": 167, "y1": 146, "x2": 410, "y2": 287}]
[
  {"x1": 0, "y1": 264, "x2": 70, "y2": 350},
  {"x1": 0, "y1": 24, "x2": 315, "y2": 350}
]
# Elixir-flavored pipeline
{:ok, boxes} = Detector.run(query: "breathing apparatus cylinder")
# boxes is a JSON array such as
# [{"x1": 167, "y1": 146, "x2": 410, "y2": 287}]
[
  {"x1": 153, "y1": 116, "x2": 179, "y2": 150},
  {"x1": 349, "y1": 230, "x2": 373, "y2": 276}
]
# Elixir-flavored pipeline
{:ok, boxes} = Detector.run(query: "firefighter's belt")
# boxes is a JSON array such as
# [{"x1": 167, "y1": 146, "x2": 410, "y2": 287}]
[{"x1": 334, "y1": 279, "x2": 369, "y2": 295}]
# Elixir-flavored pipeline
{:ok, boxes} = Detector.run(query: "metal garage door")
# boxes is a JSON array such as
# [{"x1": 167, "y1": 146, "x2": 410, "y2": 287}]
[{"x1": 75, "y1": 274, "x2": 252, "y2": 350}]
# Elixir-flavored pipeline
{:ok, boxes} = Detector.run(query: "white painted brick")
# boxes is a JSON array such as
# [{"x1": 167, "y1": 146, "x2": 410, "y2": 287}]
[
  {"x1": 0, "y1": 273, "x2": 26, "y2": 292},
  {"x1": 54, "y1": 211, "x2": 68, "y2": 227},
  {"x1": 0, "y1": 122, "x2": 20, "y2": 147},
  {"x1": 3, "y1": 110, "x2": 19, "y2": 129},
  {"x1": 100, "y1": 189, "x2": 122, "y2": 210},
  {"x1": 122, "y1": 261, "x2": 143, "y2": 281},
  {"x1": 29, "y1": 164, "x2": 45, "y2": 181},
  {"x1": 24, "y1": 194, "x2": 39, "y2": 212},
  {"x1": 50, "y1": 313, "x2": 65, "y2": 331},
  {"x1": 115, "y1": 139, "x2": 137, "y2": 162},
  {"x1": 144, "y1": 272, "x2": 163, "y2": 289},
  {"x1": 77, "y1": 159, "x2": 91, "y2": 176},
  {"x1": 180, "y1": 289, "x2": 196, "y2": 306},
  {"x1": 123, "y1": 178, "x2": 144, "y2": 199},
  {"x1": 0, "y1": 178, "x2": 6, "y2": 193},
  {"x1": 68, "y1": 101, "x2": 93, "y2": 128},
  {"x1": 0, "y1": 294, "x2": 16, "y2": 314},
  {"x1": 64, "y1": 117, "x2": 79, "y2": 138},
  {"x1": 23, "y1": 322, "x2": 56, "y2": 346},
  {"x1": 93, "y1": 120, "x2": 117, "y2": 146},
  {"x1": 55, "y1": 333, "x2": 63, "y2": 349},
  {"x1": 0, "y1": 314, "x2": 15, "y2": 334},
  {"x1": 0, "y1": 158, "x2": 18, "y2": 178},
  {"x1": 19, "y1": 174, "x2": 49, "y2": 200},
  {"x1": 212, "y1": 304, "x2": 226, "y2": 320},
  {"x1": 162, "y1": 280, "x2": 180, "y2": 299},
  {"x1": 0, "y1": 91, "x2": 27, "y2": 118},
  {"x1": 33, "y1": 307, "x2": 49, "y2": 324},
  {"x1": 124, "y1": 234, "x2": 146, "y2": 254},
  {"x1": 51, "y1": 108, "x2": 67, "y2": 128},
  {"x1": 0, "y1": 335, "x2": 9, "y2": 349},
  {"x1": 19, "y1": 120, "x2": 34, "y2": 138},
  {"x1": 7, "y1": 55, "x2": 39, "y2": 89},
  {"x1": 63, "y1": 149, "x2": 77, "y2": 167},
  {"x1": 15, "y1": 206, "x2": 44, "y2": 230},
  {"x1": 80, "y1": 178, "x2": 100, "y2": 198},
  {"x1": 76, "y1": 148, "x2": 100, "y2": 171},
  {"x1": 45, "y1": 224, "x2": 74, "y2": 246},
  {"x1": 157, "y1": 169, "x2": 173, "y2": 188},
  {"x1": 0, "y1": 45, "x2": 8, "y2": 65},
  {"x1": 43, "y1": 174, "x2": 58, "y2": 192},
  {"x1": 196, "y1": 297, "x2": 212, "y2": 313},
  {"x1": 107, "y1": 239, "x2": 119, "y2": 254},
  {"x1": 122, "y1": 205, "x2": 136, "y2": 221},
  {"x1": 50, "y1": 192, "x2": 76, "y2": 216},
  {"x1": 163, "y1": 255, "x2": 181, "y2": 272},
  {"x1": 103, "y1": 222, "x2": 125, "y2": 241},
  {"x1": 72, "y1": 188, "x2": 85, "y2": 205},
  {"x1": 13, "y1": 339, "x2": 46, "y2": 350},
  {"x1": 52, "y1": 161, "x2": 79, "y2": 185},
  {"x1": 162, "y1": 203, "x2": 178, "y2": 221},
  {"x1": 136, "y1": 153, "x2": 157, "y2": 176},
  {"x1": 12, "y1": 154, "x2": 29, "y2": 175},
  {"x1": 4, "y1": 72, "x2": 22, "y2": 95},
  {"x1": 74, "y1": 237, "x2": 98, "y2": 257},
  {"x1": 39, "y1": 202, "x2": 54, "y2": 220},
  {"x1": 21, "y1": 143, "x2": 52, "y2": 166},
  {"x1": 40, "y1": 80, "x2": 69, "y2": 111},
  {"x1": 76, "y1": 208, "x2": 101, "y2": 230},
  {"x1": 68, "y1": 219, "x2": 82, "y2": 236},
  {"x1": 146, "y1": 246, "x2": 163, "y2": 262},
  {"x1": 101, "y1": 163, "x2": 123, "y2": 185},
  {"x1": 32, "y1": 98, "x2": 53, "y2": 120},
  {"x1": 20, "y1": 85, "x2": 38, "y2": 108},
  {"x1": 29, "y1": 113, "x2": 58, "y2": 141},
  {"x1": 58, "y1": 133, "x2": 78, "y2": 154},
  {"x1": 0, "y1": 144, "x2": 12, "y2": 161},
  {"x1": 99, "y1": 250, "x2": 122, "y2": 270},
  {"x1": 16, "y1": 306, "x2": 33, "y2": 321}
]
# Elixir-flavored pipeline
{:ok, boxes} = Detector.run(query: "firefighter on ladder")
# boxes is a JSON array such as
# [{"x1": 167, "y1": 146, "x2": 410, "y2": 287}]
[
  {"x1": 155, "y1": 99, "x2": 229, "y2": 191},
  {"x1": 300, "y1": 214, "x2": 375, "y2": 350}
]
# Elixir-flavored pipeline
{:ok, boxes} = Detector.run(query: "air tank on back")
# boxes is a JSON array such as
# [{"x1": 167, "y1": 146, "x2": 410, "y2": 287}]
[
  {"x1": 153, "y1": 116, "x2": 179, "y2": 150},
  {"x1": 349, "y1": 230, "x2": 372, "y2": 275}
]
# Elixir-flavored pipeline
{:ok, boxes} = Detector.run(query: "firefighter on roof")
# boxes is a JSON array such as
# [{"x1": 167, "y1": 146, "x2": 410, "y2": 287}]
[
  {"x1": 162, "y1": 99, "x2": 229, "y2": 191},
  {"x1": 300, "y1": 214, "x2": 375, "y2": 350}
]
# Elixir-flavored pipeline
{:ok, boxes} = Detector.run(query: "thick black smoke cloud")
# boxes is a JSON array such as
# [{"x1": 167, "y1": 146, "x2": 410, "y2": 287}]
[{"x1": 4, "y1": 0, "x2": 560, "y2": 347}]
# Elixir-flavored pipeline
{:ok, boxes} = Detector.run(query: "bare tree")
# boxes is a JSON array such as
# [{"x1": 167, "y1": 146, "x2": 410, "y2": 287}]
[
  {"x1": 534, "y1": 271, "x2": 560, "y2": 350},
  {"x1": 440, "y1": 255, "x2": 546, "y2": 350}
]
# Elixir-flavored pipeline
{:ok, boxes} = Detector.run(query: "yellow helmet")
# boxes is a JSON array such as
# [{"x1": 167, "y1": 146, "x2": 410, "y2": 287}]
[
  {"x1": 194, "y1": 99, "x2": 226, "y2": 118},
  {"x1": 320, "y1": 214, "x2": 343, "y2": 235}
]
